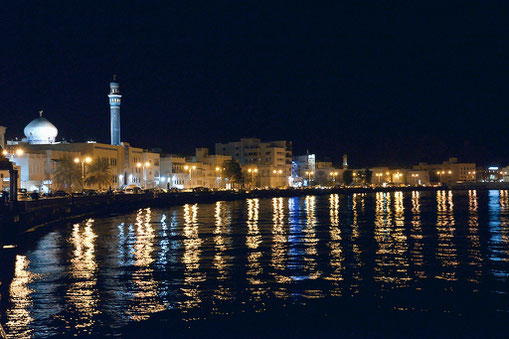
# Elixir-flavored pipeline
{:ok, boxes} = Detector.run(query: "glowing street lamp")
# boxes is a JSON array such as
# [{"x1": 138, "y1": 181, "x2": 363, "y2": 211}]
[
  {"x1": 248, "y1": 168, "x2": 258, "y2": 188},
  {"x1": 137, "y1": 161, "x2": 151, "y2": 188},
  {"x1": 215, "y1": 167, "x2": 223, "y2": 188},
  {"x1": 468, "y1": 171, "x2": 476, "y2": 180},
  {"x1": 330, "y1": 171, "x2": 339, "y2": 184},
  {"x1": 305, "y1": 171, "x2": 314, "y2": 185},
  {"x1": 2, "y1": 148, "x2": 24, "y2": 161},
  {"x1": 74, "y1": 156, "x2": 92, "y2": 181},
  {"x1": 271, "y1": 169, "x2": 284, "y2": 187},
  {"x1": 184, "y1": 165, "x2": 197, "y2": 188}
]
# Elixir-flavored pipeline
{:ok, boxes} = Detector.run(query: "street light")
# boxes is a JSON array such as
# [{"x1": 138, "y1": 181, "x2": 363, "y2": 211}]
[
  {"x1": 305, "y1": 171, "x2": 314, "y2": 186},
  {"x1": 74, "y1": 156, "x2": 92, "y2": 182},
  {"x1": 137, "y1": 161, "x2": 151, "y2": 188},
  {"x1": 215, "y1": 167, "x2": 223, "y2": 188},
  {"x1": 248, "y1": 168, "x2": 258, "y2": 188},
  {"x1": 184, "y1": 165, "x2": 196, "y2": 188},
  {"x1": 436, "y1": 170, "x2": 450, "y2": 184},
  {"x1": 468, "y1": 171, "x2": 476, "y2": 181},
  {"x1": 330, "y1": 171, "x2": 339, "y2": 184},
  {"x1": 2, "y1": 148, "x2": 24, "y2": 161},
  {"x1": 272, "y1": 169, "x2": 284, "y2": 187}
]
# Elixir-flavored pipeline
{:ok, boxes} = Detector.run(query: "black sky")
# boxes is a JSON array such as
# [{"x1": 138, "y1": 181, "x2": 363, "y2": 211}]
[{"x1": 1, "y1": 1, "x2": 509, "y2": 167}]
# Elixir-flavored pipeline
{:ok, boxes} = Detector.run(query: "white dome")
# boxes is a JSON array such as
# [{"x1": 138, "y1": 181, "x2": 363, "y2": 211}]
[{"x1": 24, "y1": 116, "x2": 58, "y2": 144}]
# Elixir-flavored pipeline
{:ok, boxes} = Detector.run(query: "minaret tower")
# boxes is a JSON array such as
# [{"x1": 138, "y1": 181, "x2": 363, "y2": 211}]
[
  {"x1": 108, "y1": 76, "x2": 122, "y2": 145},
  {"x1": 342, "y1": 154, "x2": 348, "y2": 169}
]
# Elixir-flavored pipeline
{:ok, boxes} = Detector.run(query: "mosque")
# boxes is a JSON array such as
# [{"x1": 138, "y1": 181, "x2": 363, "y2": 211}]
[
  {"x1": 22, "y1": 111, "x2": 58, "y2": 144},
  {"x1": 2, "y1": 79, "x2": 161, "y2": 192},
  {"x1": 1, "y1": 78, "x2": 231, "y2": 193},
  {"x1": 12, "y1": 77, "x2": 119, "y2": 147}
]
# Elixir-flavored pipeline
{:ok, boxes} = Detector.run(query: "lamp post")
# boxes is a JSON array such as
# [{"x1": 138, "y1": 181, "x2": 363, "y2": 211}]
[
  {"x1": 468, "y1": 171, "x2": 476, "y2": 181},
  {"x1": 184, "y1": 165, "x2": 196, "y2": 188},
  {"x1": 74, "y1": 156, "x2": 92, "y2": 182},
  {"x1": 394, "y1": 172, "x2": 402, "y2": 184},
  {"x1": 215, "y1": 167, "x2": 223, "y2": 189},
  {"x1": 2, "y1": 148, "x2": 24, "y2": 161},
  {"x1": 306, "y1": 171, "x2": 315, "y2": 186},
  {"x1": 305, "y1": 171, "x2": 314, "y2": 186},
  {"x1": 137, "y1": 161, "x2": 151, "y2": 188},
  {"x1": 436, "y1": 170, "x2": 451, "y2": 184},
  {"x1": 248, "y1": 168, "x2": 258, "y2": 188},
  {"x1": 375, "y1": 173, "x2": 382, "y2": 185},
  {"x1": 330, "y1": 171, "x2": 338, "y2": 185},
  {"x1": 411, "y1": 173, "x2": 420, "y2": 186},
  {"x1": 272, "y1": 169, "x2": 283, "y2": 188},
  {"x1": 386, "y1": 171, "x2": 391, "y2": 184}
]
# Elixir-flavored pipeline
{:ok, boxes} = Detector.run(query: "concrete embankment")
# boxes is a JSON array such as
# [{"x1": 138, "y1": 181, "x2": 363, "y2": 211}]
[{"x1": 0, "y1": 183, "x2": 492, "y2": 245}]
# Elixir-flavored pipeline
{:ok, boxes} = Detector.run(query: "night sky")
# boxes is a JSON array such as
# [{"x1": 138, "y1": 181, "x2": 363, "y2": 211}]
[{"x1": 2, "y1": 2, "x2": 509, "y2": 167}]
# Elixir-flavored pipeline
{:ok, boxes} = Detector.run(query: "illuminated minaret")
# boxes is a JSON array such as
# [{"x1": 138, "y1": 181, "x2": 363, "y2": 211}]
[
  {"x1": 343, "y1": 154, "x2": 348, "y2": 169},
  {"x1": 108, "y1": 76, "x2": 122, "y2": 145}
]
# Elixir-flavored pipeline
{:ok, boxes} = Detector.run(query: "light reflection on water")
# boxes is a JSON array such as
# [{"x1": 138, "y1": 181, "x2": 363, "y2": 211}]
[
  {"x1": 4, "y1": 190, "x2": 509, "y2": 337},
  {"x1": 65, "y1": 219, "x2": 99, "y2": 333},
  {"x1": 5, "y1": 255, "x2": 35, "y2": 339}
]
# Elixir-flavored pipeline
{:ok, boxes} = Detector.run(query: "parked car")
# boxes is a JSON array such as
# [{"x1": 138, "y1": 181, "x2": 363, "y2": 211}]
[
  {"x1": 192, "y1": 187, "x2": 209, "y2": 193},
  {"x1": 82, "y1": 189, "x2": 99, "y2": 196},
  {"x1": 124, "y1": 185, "x2": 142, "y2": 194},
  {"x1": 17, "y1": 189, "x2": 29, "y2": 200},
  {"x1": 54, "y1": 190, "x2": 69, "y2": 197}
]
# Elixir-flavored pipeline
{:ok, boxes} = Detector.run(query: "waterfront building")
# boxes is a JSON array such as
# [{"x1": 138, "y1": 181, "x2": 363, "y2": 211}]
[
  {"x1": 292, "y1": 154, "x2": 343, "y2": 186},
  {"x1": 159, "y1": 154, "x2": 187, "y2": 189},
  {"x1": 501, "y1": 166, "x2": 509, "y2": 182},
  {"x1": 160, "y1": 148, "x2": 231, "y2": 190},
  {"x1": 314, "y1": 161, "x2": 340, "y2": 186},
  {"x1": 5, "y1": 141, "x2": 162, "y2": 191},
  {"x1": 215, "y1": 138, "x2": 292, "y2": 188},
  {"x1": 242, "y1": 164, "x2": 289, "y2": 188},
  {"x1": 476, "y1": 166, "x2": 508, "y2": 182},
  {"x1": 6, "y1": 149, "x2": 79, "y2": 192},
  {"x1": 413, "y1": 157, "x2": 476, "y2": 184},
  {"x1": 292, "y1": 153, "x2": 316, "y2": 186},
  {"x1": 159, "y1": 154, "x2": 205, "y2": 189},
  {"x1": 370, "y1": 167, "x2": 430, "y2": 186},
  {"x1": 193, "y1": 148, "x2": 231, "y2": 188},
  {"x1": 121, "y1": 143, "x2": 160, "y2": 188}
]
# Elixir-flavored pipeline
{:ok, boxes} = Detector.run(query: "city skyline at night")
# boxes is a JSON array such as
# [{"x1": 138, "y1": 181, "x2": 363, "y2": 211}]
[{"x1": 2, "y1": 2, "x2": 509, "y2": 167}]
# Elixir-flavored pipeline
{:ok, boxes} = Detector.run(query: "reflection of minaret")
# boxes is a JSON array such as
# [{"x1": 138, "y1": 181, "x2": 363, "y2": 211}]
[
  {"x1": 108, "y1": 76, "x2": 122, "y2": 145},
  {"x1": 342, "y1": 154, "x2": 348, "y2": 169}
]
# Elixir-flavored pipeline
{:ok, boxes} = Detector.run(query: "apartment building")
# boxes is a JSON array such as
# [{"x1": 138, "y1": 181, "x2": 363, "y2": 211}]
[
  {"x1": 413, "y1": 157, "x2": 476, "y2": 184},
  {"x1": 215, "y1": 138, "x2": 292, "y2": 188}
]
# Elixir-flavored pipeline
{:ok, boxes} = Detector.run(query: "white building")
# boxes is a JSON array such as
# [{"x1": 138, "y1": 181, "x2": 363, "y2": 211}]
[
  {"x1": 6, "y1": 114, "x2": 162, "y2": 191},
  {"x1": 215, "y1": 138, "x2": 292, "y2": 188},
  {"x1": 159, "y1": 148, "x2": 232, "y2": 190}
]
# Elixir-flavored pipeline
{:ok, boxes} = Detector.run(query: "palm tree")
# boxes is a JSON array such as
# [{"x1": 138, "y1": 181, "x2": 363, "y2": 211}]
[
  {"x1": 53, "y1": 156, "x2": 82, "y2": 192},
  {"x1": 84, "y1": 158, "x2": 112, "y2": 190}
]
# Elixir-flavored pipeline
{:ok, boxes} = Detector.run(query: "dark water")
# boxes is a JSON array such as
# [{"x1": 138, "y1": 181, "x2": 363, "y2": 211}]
[{"x1": 2, "y1": 190, "x2": 509, "y2": 337}]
